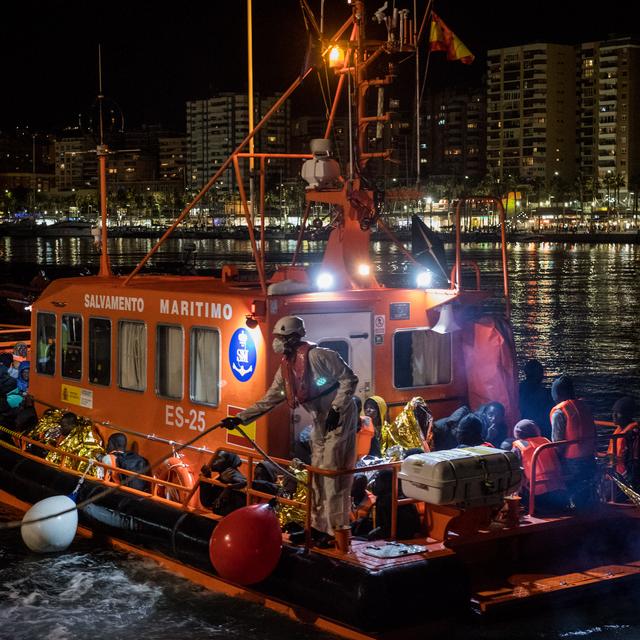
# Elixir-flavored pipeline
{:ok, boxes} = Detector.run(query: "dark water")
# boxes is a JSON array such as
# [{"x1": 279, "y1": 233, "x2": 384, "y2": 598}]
[
  {"x1": 0, "y1": 505, "x2": 335, "y2": 640},
  {"x1": 1, "y1": 237, "x2": 639, "y2": 639},
  {"x1": 1, "y1": 504, "x2": 639, "y2": 640}
]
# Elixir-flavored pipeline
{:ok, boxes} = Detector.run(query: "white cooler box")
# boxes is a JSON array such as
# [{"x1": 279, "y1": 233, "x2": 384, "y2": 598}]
[{"x1": 398, "y1": 446, "x2": 522, "y2": 508}]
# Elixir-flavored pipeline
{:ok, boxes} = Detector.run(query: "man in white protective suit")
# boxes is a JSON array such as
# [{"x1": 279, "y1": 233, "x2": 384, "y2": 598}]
[{"x1": 222, "y1": 315, "x2": 358, "y2": 547}]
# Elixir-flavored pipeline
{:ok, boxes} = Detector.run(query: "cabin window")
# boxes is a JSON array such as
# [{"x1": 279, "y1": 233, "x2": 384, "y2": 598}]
[
  {"x1": 393, "y1": 329, "x2": 452, "y2": 388},
  {"x1": 190, "y1": 327, "x2": 220, "y2": 406},
  {"x1": 35, "y1": 312, "x2": 56, "y2": 376},
  {"x1": 61, "y1": 314, "x2": 83, "y2": 380},
  {"x1": 318, "y1": 339, "x2": 350, "y2": 365},
  {"x1": 118, "y1": 320, "x2": 147, "y2": 392},
  {"x1": 89, "y1": 318, "x2": 111, "y2": 386},
  {"x1": 157, "y1": 324, "x2": 183, "y2": 399}
]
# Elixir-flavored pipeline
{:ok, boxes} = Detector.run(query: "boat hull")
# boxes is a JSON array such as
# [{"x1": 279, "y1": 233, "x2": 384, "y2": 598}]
[{"x1": 0, "y1": 445, "x2": 469, "y2": 633}]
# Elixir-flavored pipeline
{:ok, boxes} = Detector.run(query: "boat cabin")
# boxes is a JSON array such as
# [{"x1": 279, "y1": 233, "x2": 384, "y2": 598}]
[{"x1": 27, "y1": 267, "x2": 507, "y2": 470}]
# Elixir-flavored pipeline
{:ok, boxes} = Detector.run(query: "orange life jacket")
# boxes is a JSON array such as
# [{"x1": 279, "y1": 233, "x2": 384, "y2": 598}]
[
  {"x1": 104, "y1": 449, "x2": 125, "y2": 483},
  {"x1": 513, "y1": 437, "x2": 566, "y2": 495},
  {"x1": 281, "y1": 342, "x2": 316, "y2": 409},
  {"x1": 356, "y1": 416, "x2": 375, "y2": 458},
  {"x1": 607, "y1": 422, "x2": 639, "y2": 475},
  {"x1": 550, "y1": 399, "x2": 596, "y2": 459},
  {"x1": 350, "y1": 490, "x2": 375, "y2": 521}
]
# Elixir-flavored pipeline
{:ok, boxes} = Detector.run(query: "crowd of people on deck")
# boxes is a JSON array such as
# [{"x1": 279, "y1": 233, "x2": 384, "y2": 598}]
[
  {"x1": 2, "y1": 316, "x2": 638, "y2": 551},
  {"x1": 0, "y1": 345, "x2": 34, "y2": 432},
  {"x1": 335, "y1": 358, "x2": 639, "y2": 539}
]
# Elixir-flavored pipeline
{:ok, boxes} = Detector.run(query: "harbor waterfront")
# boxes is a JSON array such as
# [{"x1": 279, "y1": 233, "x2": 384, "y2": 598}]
[{"x1": 0, "y1": 237, "x2": 639, "y2": 639}]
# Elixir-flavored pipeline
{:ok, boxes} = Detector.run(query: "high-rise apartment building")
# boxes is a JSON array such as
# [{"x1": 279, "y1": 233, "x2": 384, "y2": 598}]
[
  {"x1": 158, "y1": 136, "x2": 187, "y2": 183},
  {"x1": 54, "y1": 131, "x2": 96, "y2": 191},
  {"x1": 487, "y1": 44, "x2": 577, "y2": 188},
  {"x1": 186, "y1": 93, "x2": 290, "y2": 195},
  {"x1": 422, "y1": 87, "x2": 486, "y2": 180},
  {"x1": 579, "y1": 37, "x2": 640, "y2": 197}
]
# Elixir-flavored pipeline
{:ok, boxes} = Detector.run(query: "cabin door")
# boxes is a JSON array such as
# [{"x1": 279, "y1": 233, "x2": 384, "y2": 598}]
[{"x1": 292, "y1": 311, "x2": 372, "y2": 445}]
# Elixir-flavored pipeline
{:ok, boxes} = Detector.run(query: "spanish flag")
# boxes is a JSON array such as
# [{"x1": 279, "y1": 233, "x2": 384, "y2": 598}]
[{"x1": 429, "y1": 12, "x2": 474, "y2": 64}]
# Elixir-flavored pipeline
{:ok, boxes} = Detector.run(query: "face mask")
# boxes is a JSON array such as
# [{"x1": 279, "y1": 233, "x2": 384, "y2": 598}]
[{"x1": 272, "y1": 337, "x2": 285, "y2": 354}]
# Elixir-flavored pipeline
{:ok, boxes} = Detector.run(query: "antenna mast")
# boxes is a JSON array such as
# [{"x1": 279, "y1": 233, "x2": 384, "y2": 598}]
[{"x1": 97, "y1": 44, "x2": 112, "y2": 277}]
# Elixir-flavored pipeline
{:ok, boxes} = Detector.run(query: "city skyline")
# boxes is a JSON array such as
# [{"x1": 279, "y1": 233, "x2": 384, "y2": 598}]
[{"x1": 2, "y1": 1, "x2": 637, "y2": 131}]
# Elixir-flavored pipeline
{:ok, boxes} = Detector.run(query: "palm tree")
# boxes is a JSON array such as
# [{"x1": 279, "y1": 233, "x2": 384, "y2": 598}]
[
  {"x1": 612, "y1": 173, "x2": 625, "y2": 226},
  {"x1": 628, "y1": 172, "x2": 640, "y2": 227}
]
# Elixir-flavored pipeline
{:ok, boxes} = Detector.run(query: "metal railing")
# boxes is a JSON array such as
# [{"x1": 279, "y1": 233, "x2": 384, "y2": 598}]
[
  {"x1": 0, "y1": 426, "x2": 413, "y2": 550},
  {"x1": 528, "y1": 428, "x2": 637, "y2": 516}
]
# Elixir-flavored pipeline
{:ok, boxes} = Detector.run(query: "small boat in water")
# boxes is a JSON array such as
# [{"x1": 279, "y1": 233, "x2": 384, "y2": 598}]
[{"x1": 2, "y1": 3, "x2": 640, "y2": 637}]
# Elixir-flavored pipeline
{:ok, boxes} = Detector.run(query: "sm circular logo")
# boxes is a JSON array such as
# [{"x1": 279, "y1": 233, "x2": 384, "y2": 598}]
[{"x1": 229, "y1": 328, "x2": 257, "y2": 382}]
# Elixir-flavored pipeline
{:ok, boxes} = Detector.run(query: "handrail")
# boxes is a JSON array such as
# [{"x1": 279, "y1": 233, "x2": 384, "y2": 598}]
[
  {"x1": 454, "y1": 196, "x2": 511, "y2": 318},
  {"x1": 1, "y1": 426, "x2": 411, "y2": 551},
  {"x1": 449, "y1": 260, "x2": 481, "y2": 290},
  {"x1": 527, "y1": 433, "x2": 631, "y2": 516}
]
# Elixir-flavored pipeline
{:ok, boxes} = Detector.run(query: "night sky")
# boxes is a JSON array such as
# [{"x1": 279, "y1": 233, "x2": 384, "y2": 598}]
[{"x1": 2, "y1": 1, "x2": 636, "y2": 132}]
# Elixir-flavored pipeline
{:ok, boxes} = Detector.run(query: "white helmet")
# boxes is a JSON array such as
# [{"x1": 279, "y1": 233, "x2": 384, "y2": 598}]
[{"x1": 273, "y1": 315, "x2": 306, "y2": 337}]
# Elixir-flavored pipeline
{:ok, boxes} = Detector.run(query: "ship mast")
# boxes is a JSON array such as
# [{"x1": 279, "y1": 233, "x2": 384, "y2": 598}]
[{"x1": 97, "y1": 44, "x2": 112, "y2": 277}]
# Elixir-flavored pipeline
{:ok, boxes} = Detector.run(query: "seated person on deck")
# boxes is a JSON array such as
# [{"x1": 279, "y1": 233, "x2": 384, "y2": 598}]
[
  {"x1": 367, "y1": 467, "x2": 420, "y2": 541},
  {"x1": 102, "y1": 432, "x2": 151, "y2": 491},
  {"x1": 511, "y1": 419, "x2": 568, "y2": 515},
  {"x1": 477, "y1": 401, "x2": 509, "y2": 448},
  {"x1": 380, "y1": 396, "x2": 431, "y2": 455},
  {"x1": 27, "y1": 410, "x2": 77, "y2": 457},
  {"x1": 0, "y1": 353, "x2": 17, "y2": 397},
  {"x1": 455, "y1": 414, "x2": 493, "y2": 448},
  {"x1": 430, "y1": 405, "x2": 470, "y2": 451},
  {"x1": 200, "y1": 450, "x2": 247, "y2": 516},
  {"x1": 363, "y1": 396, "x2": 389, "y2": 457},
  {"x1": 607, "y1": 397, "x2": 639, "y2": 490},
  {"x1": 354, "y1": 396, "x2": 380, "y2": 458}
]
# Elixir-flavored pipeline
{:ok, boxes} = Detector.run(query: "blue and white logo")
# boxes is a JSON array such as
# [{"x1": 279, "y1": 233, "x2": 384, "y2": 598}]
[{"x1": 229, "y1": 328, "x2": 257, "y2": 382}]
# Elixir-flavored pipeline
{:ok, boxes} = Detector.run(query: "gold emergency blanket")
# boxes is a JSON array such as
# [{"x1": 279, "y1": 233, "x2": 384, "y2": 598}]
[
  {"x1": 277, "y1": 465, "x2": 309, "y2": 529},
  {"x1": 28, "y1": 410, "x2": 104, "y2": 476},
  {"x1": 46, "y1": 417, "x2": 105, "y2": 476},
  {"x1": 380, "y1": 397, "x2": 429, "y2": 455},
  {"x1": 27, "y1": 409, "x2": 65, "y2": 447}
]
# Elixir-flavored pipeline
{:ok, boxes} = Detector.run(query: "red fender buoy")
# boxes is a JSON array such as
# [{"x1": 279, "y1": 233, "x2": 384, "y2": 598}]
[{"x1": 209, "y1": 503, "x2": 282, "y2": 585}]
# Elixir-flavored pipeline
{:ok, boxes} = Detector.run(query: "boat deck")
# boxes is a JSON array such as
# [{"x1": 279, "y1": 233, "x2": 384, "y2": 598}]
[{"x1": 309, "y1": 503, "x2": 640, "y2": 617}]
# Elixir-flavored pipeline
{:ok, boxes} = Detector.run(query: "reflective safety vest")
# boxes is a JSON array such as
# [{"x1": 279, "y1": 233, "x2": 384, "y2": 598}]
[
  {"x1": 357, "y1": 416, "x2": 375, "y2": 458},
  {"x1": 607, "y1": 422, "x2": 639, "y2": 475},
  {"x1": 550, "y1": 399, "x2": 596, "y2": 459},
  {"x1": 281, "y1": 342, "x2": 316, "y2": 409},
  {"x1": 513, "y1": 437, "x2": 566, "y2": 495},
  {"x1": 350, "y1": 490, "x2": 375, "y2": 522}
]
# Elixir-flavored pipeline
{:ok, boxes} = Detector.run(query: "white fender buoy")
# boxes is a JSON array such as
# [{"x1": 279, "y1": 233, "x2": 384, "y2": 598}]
[{"x1": 21, "y1": 495, "x2": 78, "y2": 553}]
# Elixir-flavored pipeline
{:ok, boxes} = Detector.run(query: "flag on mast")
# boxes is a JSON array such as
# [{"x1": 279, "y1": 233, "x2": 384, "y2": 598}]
[{"x1": 428, "y1": 12, "x2": 474, "y2": 64}]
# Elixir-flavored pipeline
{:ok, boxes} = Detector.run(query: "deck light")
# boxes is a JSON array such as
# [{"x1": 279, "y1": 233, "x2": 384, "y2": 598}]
[
  {"x1": 357, "y1": 263, "x2": 371, "y2": 277},
  {"x1": 316, "y1": 271, "x2": 334, "y2": 290},
  {"x1": 328, "y1": 45, "x2": 345, "y2": 68},
  {"x1": 416, "y1": 270, "x2": 432, "y2": 288}
]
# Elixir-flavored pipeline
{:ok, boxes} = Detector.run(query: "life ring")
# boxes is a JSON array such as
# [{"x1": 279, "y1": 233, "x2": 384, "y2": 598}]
[{"x1": 154, "y1": 456, "x2": 199, "y2": 508}]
